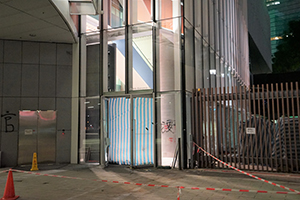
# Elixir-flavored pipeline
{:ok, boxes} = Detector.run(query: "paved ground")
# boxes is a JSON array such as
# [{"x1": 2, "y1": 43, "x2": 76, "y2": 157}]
[{"x1": 0, "y1": 164, "x2": 299, "y2": 200}]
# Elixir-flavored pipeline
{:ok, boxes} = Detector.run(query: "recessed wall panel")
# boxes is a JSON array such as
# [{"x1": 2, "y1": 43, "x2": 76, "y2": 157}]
[
  {"x1": 39, "y1": 98, "x2": 55, "y2": 110},
  {"x1": 22, "y1": 42, "x2": 39, "y2": 64},
  {"x1": 3, "y1": 64, "x2": 21, "y2": 96},
  {"x1": 4, "y1": 41, "x2": 21, "y2": 63},
  {"x1": 0, "y1": 63, "x2": 3, "y2": 96},
  {"x1": 1, "y1": 132, "x2": 18, "y2": 166},
  {"x1": 39, "y1": 65, "x2": 56, "y2": 97},
  {"x1": 0, "y1": 98, "x2": 2, "y2": 132},
  {"x1": 57, "y1": 65, "x2": 72, "y2": 97},
  {"x1": 57, "y1": 44, "x2": 72, "y2": 65},
  {"x1": 56, "y1": 130, "x2": 71, "y2": 163},
  {"x1": 0, "y1": 40, "x2": 3, "y2": 63},
  {"x1": 56, "y1": 98, "x2": 71, "y2": 130},
  {"x1": 21, "y1": 98, "x2": 38, "y2": 110},
  {"x1": 21, "y1": 64, "x2": 39, "y2": 97},
  {"x1": 40, "y1": 43, "x2": 56, "y2": 65}
]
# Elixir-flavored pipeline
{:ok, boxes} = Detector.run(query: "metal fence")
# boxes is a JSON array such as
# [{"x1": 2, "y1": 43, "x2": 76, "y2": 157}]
[{"x1": 192, "y1": 82, "x2": 300, "y2": 173}]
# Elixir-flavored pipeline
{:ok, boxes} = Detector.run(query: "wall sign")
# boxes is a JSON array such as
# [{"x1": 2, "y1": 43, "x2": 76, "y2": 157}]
[{"x1": 246, "y1": 127, "x2": 256, "y2": 134}]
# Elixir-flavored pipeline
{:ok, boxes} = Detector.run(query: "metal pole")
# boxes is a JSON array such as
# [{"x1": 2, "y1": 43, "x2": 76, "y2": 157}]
[{"x1": 130, "y1": 94, "x2": 134, "y2": 169}]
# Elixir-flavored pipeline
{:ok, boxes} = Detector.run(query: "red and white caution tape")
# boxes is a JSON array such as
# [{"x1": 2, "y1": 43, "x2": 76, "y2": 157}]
[
  {"x1": 9, "y1": 168, "x2": 299, "y2": 195},
  {"x1": 10, "y1": 169, "x2": 177, "y2": 188},
  {"x1": 177, "y1": 186, "x2": 184, "y2": 200},
  {"x1": 194, "y1": 142, "x2": 300, "y2": 195},
  {"x1": 186, "y1": 186, "x2": 298, "y2": 194}
]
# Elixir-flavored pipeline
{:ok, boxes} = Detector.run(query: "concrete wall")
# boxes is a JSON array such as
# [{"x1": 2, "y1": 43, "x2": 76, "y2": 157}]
[{"x1": 0, "y1": 39, "x2": 72, "y2": 167}]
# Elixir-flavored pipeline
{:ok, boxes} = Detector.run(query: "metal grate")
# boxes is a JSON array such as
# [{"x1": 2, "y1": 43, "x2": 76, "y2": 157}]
[{"x1": 192, "y1": 82, "x2": 300, "y2": 173}]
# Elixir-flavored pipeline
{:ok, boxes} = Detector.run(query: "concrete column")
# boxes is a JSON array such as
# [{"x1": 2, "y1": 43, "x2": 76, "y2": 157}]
[{"x1": 71, "y1": 42, "x2": 80, "y2": 164}]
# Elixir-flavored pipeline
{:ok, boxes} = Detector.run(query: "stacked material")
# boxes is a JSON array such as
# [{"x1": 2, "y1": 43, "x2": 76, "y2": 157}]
[
  {"x1": 273, "y1": 117, "x2": 299, "y2": 160},
  {"x1": 239, "y1": 116, "x2": 275, "y2": 158}
]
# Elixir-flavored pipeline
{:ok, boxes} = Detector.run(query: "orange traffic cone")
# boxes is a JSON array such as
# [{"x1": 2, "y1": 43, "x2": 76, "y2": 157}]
[{"x1": 0, "y1": 170, "x2": 19, "y2": 200}]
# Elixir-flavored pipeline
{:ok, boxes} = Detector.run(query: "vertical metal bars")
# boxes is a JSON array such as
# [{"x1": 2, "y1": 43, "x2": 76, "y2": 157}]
[
  {"x1": 276, "y1": 83, "x2": 283, "y2": 171},
  {"x1": 208, "y1": 88, "x2": 212, "y2": 167},
  {"x1": 228, "y1": 87, "x2": 232, "y2": 167},
  {"x1": 296, "y1": 82, "x2": 300, "y2": 171},
  {"x1": 239, "y1": 86, "x2": 244, "y2": 169},
  {"x1": 290, "y1": 82, "x2": 298, "y2": 171},
  {"x1": 285, "y1": 83, "x2": 293, "y2": 171},
  {"x1": 281, "y1": 83, "x2": 288, "y2": 172},
  {"x1": 215, "y1": 87, "x2": 220, "y2": 168},
  {"x1": 253, "y1": 85, "x2": 257, "y2": 170},
  {"x1": 199, "y1": 89, "x2": 204, "y2": 168},
  {"x1": 203, "y1": 88, "x2": 208, "y2": 168},
  {"x1": 223, "y1": 87, "x2": 228, "y2": 167},
  {"x1": 266, "y1": 84, "x2": 273, "y2": 171},
  {"x1": 193, "y1": 82, "x2": 300, "y2": 172},
  {"x1": 271, "y1": 84, "x2": 278, "y2": 171},
  {"x1": 219, "y1": 87, "x2": 224, "y2": 168}
]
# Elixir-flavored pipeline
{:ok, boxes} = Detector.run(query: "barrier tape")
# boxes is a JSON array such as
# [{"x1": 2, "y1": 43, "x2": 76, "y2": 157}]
[
  {"x1": 198, "y1": 169, "x2": 300, "y2": 178},
  {"x1": 8, "y1": 169, "x2": 299, "y2": 195},
  {"x1": 10, "y1": 169, "x2": 178, "y2": 188},
  {"x1": 194, "y1": 142, "x2": 300, "y2": 195},
  {"x1": 177, "y1": 187, "x2": 181, "y2": 200}
]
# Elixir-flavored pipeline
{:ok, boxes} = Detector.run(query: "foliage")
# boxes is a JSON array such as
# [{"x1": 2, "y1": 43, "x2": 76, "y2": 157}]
[{"x1": 272, "y1": 20, "x2": 300, "y2": 73}]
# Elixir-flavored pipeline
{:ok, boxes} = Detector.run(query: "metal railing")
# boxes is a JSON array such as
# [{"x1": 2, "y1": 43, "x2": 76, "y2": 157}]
[{"x1": 192, "y1": 82, "x2": 300, "y2": 173}]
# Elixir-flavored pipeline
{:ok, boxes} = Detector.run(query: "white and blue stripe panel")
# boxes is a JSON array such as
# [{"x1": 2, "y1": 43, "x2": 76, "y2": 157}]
[
  {"x1": 108, "y1": 97, "x2": 131, "y2": 165},
  {"x1": 108, "y1": 97, "x2": 153, "y2": 165},
  {"x1": 133, "y1": 97, "x2": 153, "y2": 165}
]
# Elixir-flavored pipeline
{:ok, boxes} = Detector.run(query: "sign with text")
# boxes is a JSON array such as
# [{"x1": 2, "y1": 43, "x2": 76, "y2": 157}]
[{"x1": 246, "y1": 127, "x2": 256, "y2": 134}]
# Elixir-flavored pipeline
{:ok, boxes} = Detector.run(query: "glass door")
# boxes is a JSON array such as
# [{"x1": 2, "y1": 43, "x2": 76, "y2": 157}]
[{"x1": 80, "y1": 98, "x2": 100, "y2": 163}]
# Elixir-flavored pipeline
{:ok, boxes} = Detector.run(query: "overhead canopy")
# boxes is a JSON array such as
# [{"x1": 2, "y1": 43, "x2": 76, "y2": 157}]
[{"x1": 0, "y1": 0, "x2": 78, "y2": 43}]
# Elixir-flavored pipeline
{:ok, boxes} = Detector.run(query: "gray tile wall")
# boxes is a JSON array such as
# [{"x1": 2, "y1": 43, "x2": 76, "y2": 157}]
[
  {"x1": 0, "y1": 41, "x2": 3, "y2": 63},
  {"x1": 21, "y1": 64, "x2": 39, "y2": 97},
  {"x1": 0, "y1": 40, "x2": 73, "y2": 167},
  {"x1": 56, "y1": 130, "x2": 71, "y2": 163},
  {"x1": 3, "y1": 64, "x2": 22, "y2": 96},
  {"x1": 39, "y1": 65, "x2": 56, "y2": 97},
  {"x1": 0, "y1": 63, "x2": 2, "y2": 96}
]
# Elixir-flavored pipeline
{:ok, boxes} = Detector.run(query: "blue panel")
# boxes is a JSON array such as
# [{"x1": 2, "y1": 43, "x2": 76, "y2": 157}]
[
  {"x1": 133, "y1": 97, "x2": 153, "y2": 165},
  {"x1": 108, "y1": 97, "x2": 131, "y2": 164}
]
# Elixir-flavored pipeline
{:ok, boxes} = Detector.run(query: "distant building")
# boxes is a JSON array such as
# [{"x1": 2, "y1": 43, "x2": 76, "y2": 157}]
[
  {"x1": 265, "y1": 0, "x2": 300, "y2": 55},
  {"x1": 248, "y1": 0, "x2": 272, "y2": 74}
]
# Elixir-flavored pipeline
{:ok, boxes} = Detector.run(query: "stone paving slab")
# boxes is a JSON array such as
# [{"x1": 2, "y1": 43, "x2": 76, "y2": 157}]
[{"x1": 0, "y1": 164, "x2": 299, "y2": 200}]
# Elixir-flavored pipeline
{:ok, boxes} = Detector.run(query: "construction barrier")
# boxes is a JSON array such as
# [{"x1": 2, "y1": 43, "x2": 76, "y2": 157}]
[
  {"x1": 8, "y1": 168, "x2": 299, "y2": 195},
  {"x1": 194, "y1": 142, "x2": 300, "y2": 195}
]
